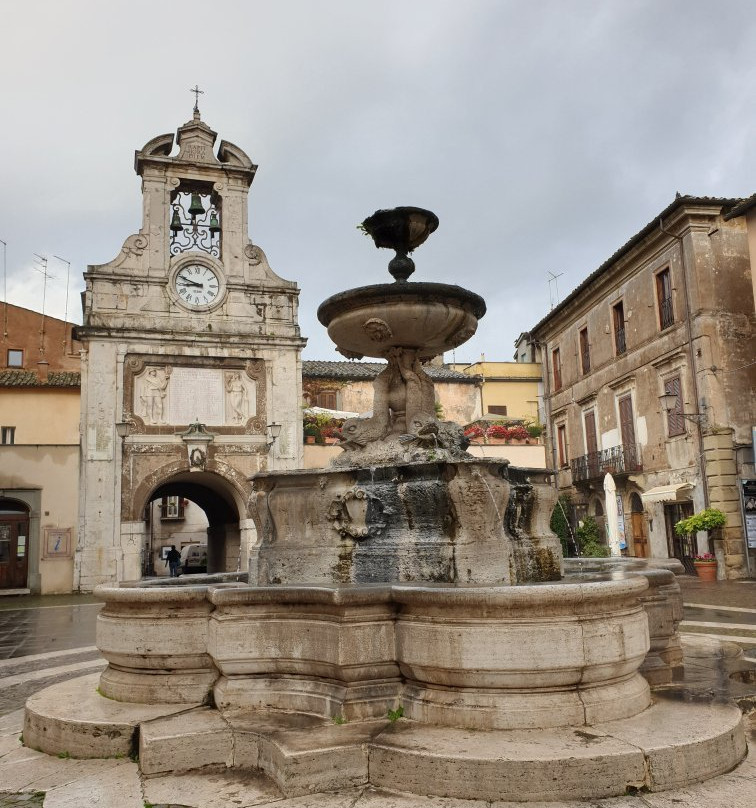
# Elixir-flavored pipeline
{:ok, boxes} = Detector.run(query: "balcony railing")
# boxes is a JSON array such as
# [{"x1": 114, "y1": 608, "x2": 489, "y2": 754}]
[{"x1": 570, "y1": 444, "x2": 642, "y2": 483}]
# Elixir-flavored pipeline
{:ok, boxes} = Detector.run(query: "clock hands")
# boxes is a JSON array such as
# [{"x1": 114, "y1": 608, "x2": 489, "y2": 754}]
[{"x1": 178, "y1": 278, "x2": 204, "y2": 288}]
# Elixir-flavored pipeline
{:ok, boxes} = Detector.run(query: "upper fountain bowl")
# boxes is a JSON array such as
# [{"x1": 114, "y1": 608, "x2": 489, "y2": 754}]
[
  {"x1": 319, "y1": 206, "x2": 485, "y2": 360},
  {"x1": 317, "y1": 281, "x2": 486, "y2": 360}
]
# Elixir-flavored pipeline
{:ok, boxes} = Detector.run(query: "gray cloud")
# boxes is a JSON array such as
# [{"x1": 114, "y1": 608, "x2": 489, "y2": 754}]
[{"x1": 2, "y1": 0, "x2": 755, "y2": 360}]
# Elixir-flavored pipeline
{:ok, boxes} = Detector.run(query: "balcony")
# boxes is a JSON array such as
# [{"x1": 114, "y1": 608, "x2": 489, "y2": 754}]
[{"x1": 570, "y1": 444, "x2": 642, "y2": 484}]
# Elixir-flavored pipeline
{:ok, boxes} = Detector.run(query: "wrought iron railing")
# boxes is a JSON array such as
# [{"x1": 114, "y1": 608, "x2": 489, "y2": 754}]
[
  {"x1": 570, "y1": 444, "x2": 642, "y2": 483},
  {"x1": 614, "y1": 325, "x2": 626, "y2": 355},
  {"x1": 659, "y1": 297, "x2": 674, "y2": 329},
  {"x1": 580, "y1": 348, "x2": 590, "y2": 375}
]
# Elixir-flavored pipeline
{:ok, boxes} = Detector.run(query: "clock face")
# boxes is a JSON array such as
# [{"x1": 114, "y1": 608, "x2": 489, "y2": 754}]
[{"x1": 174, "y1": 264, "x2": 221, "y2": 308}]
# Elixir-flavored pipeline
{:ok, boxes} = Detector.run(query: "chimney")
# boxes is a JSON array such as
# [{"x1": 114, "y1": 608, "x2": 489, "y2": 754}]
[{"x1": 37, "y1": 360, "x2": 50, "y2": 383}]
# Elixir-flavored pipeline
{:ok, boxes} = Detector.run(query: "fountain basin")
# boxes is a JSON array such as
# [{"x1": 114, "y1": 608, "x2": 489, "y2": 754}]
[
  {"x1": 208, "y1": 576, "x2": 650, "y2": 729},
  {"x1": 251, "y1": 460, "x2": 560, "y2": 586},
  {"x1": 95, "y1": 583, "x2": 225, "y2": 703},
  {"x1": 316, "y1": 281, "x2": 486, "y2": 359}
]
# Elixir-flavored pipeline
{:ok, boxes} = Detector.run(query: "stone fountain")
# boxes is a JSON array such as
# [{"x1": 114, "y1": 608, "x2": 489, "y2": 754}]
[{"x1": 23, "y1": 208, "x2": 748, "y2": 803}]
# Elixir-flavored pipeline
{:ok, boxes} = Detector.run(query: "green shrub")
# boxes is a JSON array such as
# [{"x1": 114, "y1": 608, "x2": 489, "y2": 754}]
[
  {"x1": 576, "y1": 516, "x2": 610, "y2": 557},
  {"x1": 675, "y1": 508, "x2": 726, "y2": 536}
]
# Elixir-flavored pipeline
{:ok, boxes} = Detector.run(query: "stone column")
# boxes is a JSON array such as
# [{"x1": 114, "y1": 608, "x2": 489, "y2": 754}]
[{"x1": 703, "y1": 428, "x2": 746, "y2": 579}]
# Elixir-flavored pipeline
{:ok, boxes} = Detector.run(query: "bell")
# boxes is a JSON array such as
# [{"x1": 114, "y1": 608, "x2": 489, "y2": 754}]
[
  {"x1": 188, "y1": 193, "x2": 205, "y2": 217},
  {"x1": 209, "y1": 210, "x2": 220, "y2": 234},
  {"x1": 169, "y1": 207, "x2": 183, "y2": 233}
]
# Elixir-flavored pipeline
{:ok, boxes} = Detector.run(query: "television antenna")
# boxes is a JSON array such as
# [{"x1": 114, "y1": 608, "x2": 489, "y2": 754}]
[
  {"x1": 32, "y1": 254, "x2": 58, "y2": 356},
  {"x1": 547, "y1": 271, "x2": 564, "y2": 310}
]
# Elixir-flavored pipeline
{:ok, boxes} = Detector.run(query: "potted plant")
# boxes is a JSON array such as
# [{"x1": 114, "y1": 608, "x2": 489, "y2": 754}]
[
  {"x1": 486, "y1": 424, "x2": 510, "y2": 444},
  {"x1": 691, "y1": 553, "x2": 718, "y2": 581},
  {"x1": 303, "y1": 423, "x2": 319, "y2": 444},
  {"x1": 463, "y1": 425, "x2": 485, "y2": 443},
  {"x1": 674, "y1": 507, "x2": 726, "y2": 580}
]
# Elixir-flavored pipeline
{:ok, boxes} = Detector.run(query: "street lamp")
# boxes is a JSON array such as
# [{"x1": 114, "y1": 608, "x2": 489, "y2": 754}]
[
  {"x1": 267, "y1": 422, "x2": 282, "y2": 447},
  {"x1": 115, "y1": 421, "x2": 131, "y2": 439},
  {"x1": 658, "y1": 394, "x2": 708, "y2": 426}
]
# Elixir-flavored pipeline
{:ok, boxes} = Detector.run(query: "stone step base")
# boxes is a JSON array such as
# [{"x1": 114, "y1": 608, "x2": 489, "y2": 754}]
[
  {"x1": 140, "y1": 706, "x2": 388, "y2": 795},
  {"x1": 23, "y1": 672, "x2": 203, "y2": 759},
  {"x1": 25, "y1": 676, "x2": 747, "y2": 801}
]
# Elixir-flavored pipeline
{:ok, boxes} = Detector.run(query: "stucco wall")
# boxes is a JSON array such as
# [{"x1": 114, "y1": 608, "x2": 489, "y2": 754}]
[
  {"x1": 1, "y1": 389, "x2": 80, "y2": 444},
  {"x1": 0, "y1": 444, "x2": 79, "y2": 594}
]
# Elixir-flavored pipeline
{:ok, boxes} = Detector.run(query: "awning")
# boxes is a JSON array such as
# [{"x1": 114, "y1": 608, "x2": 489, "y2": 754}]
[{"x1": 640, "y1": 483, "x2": 694, "y2": 504}]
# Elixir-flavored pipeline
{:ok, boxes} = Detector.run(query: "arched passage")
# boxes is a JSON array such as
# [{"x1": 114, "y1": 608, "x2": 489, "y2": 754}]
[{"x1": 137, "y1": 470, "x2": 248, "y2": 577}]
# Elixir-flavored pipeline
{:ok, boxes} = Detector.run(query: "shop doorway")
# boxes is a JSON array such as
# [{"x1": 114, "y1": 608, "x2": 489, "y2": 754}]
[{"x1": 0, "y1": 500, "x2": 30, "y2": 590}]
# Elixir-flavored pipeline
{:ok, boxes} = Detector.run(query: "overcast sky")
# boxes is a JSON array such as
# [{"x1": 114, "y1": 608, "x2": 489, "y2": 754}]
[{"x1": 2, "y1": 0, "x2": 755, "y2": 363}]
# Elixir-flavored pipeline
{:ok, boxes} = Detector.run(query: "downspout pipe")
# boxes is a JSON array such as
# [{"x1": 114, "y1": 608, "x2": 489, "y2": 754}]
[{"x1": 658, "y1": 216, "x2": 709, "y2": 509}]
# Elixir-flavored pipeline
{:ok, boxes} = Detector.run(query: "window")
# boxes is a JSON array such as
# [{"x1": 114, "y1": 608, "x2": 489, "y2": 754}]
[
  {"x1": 557, "y1": 424, "x2": 568, "y2": 468},
  {"x1": 579, "y1": 328, "x2": 590, "y2": 375},
  {"x1": 612, "y1": 302, "x2": 626, "y2": 356},
  {"x1": 656, "y1": 268, "x2": 674, "y2": 330},
  {"x1": 1, "y1": 427, "x2": 15, "y2": 445},
  {"x1": 552, "y1": 348, "x2": 562, "y2": 391},
  {"x1": 314, "y1": 390, "x2": 338, "y2": 409},
  {"x1": 663, "y1": 376, "x2": 685, "y2": 437},
  {"x1": 160, "y1": 496, "x2": 185, "y2": 520},
  {"x1": 488, "y1": 405, "x2": 508, "y2": 415},
  {"x1": 7, "y1": 350, "x2": 23, "y2": 367}
]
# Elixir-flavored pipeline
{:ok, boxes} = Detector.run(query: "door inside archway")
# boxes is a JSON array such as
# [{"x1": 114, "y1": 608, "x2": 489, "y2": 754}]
[
  {"x1": 144, "y1": 474, "x2": 242, "y2": 578},
  {"x1": 0, "y1": 500, "x2": 30, "y2": 589},
  {"x1": 629, "y1": 493, "x2": 648, "y2": 558}
]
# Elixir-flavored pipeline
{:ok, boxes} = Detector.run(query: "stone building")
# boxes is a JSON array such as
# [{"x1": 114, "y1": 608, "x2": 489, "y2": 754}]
[
  {"x1": 302, "y1": 360, "x2": 481, "y2": 425},
  {"x1": 527, "y1": 195, "x2": 755, "y2": 578},
  {"x1": 75, "y1": 109, "x2": 305, "y2": 590},
  {"x1": 0, "y1": 305, "x2": 82, "y2": 593}
]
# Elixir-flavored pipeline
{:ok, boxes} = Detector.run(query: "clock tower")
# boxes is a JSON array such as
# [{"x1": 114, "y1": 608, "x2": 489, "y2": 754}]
[{"x1": 75, "y1": 108, "x2": 306, "y2": 590}]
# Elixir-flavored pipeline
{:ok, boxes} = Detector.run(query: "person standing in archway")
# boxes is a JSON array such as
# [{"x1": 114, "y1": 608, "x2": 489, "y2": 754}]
[{"x1": 165, "y1": 545, "x2": 181, "y2": 577}]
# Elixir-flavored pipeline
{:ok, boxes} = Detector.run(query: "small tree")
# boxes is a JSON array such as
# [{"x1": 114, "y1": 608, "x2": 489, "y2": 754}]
[{"x1": 576, "y1": 516, "x2": 610, "y2": 557}]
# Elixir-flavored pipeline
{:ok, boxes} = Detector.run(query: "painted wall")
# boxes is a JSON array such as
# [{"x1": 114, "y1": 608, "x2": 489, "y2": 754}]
[
  {"x1": 1, "y1": 389, "x2": 80, "y2": 444},
  {"x1": 449, "y1": 361, "x2": 542, "y2": 421},
  {"x1": 0, "y1": 445, "x2": 78, "y2": 593}
]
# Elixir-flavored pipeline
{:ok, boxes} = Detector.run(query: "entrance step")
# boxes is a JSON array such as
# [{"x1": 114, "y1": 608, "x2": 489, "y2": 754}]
[{"x1": 23, "y1": 672, "x2": 203, "y2": 759}]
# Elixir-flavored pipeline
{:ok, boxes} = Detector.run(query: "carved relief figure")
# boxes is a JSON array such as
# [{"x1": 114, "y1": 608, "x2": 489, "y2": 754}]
[
  {"x1": 225, "y1": 372, "x2": 248, "y2": 423},
  {"x1": 140, "y1": 367, "x2": 171, "y2": 424}
]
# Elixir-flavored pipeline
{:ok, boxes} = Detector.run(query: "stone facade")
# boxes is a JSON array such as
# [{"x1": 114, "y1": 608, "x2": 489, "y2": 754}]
[
  {"x1": 75, "y1": 111, "x2": 305, "y2": 591},
  {"x1": 528, "y1": 195, "x2": 756, "y2": 577}
]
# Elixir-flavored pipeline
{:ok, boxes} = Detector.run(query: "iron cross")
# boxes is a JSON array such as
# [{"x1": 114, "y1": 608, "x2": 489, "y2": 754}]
[{"x1": 190, "y1": 84, "x2": 204, "y2": 112}]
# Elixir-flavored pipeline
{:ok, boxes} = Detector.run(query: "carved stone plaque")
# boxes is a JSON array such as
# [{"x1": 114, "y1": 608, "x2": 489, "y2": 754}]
[{"x1": 133, "y1": 365, "x2": 257, "y2": 426}]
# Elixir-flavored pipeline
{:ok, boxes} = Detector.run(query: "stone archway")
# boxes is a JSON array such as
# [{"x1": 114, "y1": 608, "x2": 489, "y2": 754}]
[{"x1": 125, "y1": 465, "x2": 256, "y2": 580}]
